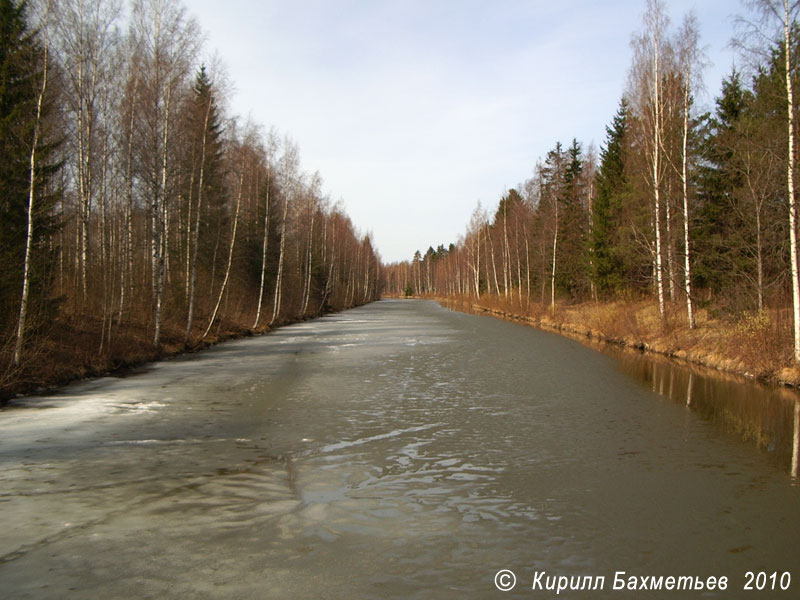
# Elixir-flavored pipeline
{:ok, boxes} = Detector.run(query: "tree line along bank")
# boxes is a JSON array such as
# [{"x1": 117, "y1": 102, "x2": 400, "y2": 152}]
[{"x1": 0, "y1": 0, "x2": 381, "y2": 401}]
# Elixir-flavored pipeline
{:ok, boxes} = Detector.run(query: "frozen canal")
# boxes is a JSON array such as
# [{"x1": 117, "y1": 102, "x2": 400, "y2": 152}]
[{"x1": 1, "y1": 299, "x2": 799, "y2": 598}]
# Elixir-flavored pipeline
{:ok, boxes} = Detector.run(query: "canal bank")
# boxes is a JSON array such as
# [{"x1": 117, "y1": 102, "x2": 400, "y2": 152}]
[{"x1": 0, "y1": 301, "x2": 376, "y2": 406}]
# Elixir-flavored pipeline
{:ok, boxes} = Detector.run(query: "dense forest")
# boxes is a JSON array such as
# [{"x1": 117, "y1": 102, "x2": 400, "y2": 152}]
[
  {"x1": 385, "y1": 0, "x2": 800, "y2": 380},
  {"x1": 0, "y1": 0, "x2": 381, "y2": 399}
]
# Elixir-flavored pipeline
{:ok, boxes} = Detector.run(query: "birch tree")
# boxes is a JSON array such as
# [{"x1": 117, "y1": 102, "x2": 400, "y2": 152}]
[
  {"x1": 130, "y1": 0, "x2": 200, "y2": 346},
  {"x1": 674, "y1": 13, "x2": 705, "y2": 329},
  {"x1": 466, "y1": 203, "x2": 486, "y2": 297},
  {"x1": 540, "y1": 144, "x2": 566, "y2": 312},
  {"x1": 117, "y1": 39, "x2": 140, "y2": 324},
  {"x1": 51, "y1": 0, "x2": 122, "y2": 302},
  {"x1": 14, "y1": 0, "x2": 53, "y2": 366},
  {"x1": 630, "y1": 0, "x2": 671, "y2": 323},
  {"x1": 270, "y1": 139, "x2": 299, "y2": 325},
  {"x1": 203, "y1": 124, "x2": 251, "y2": 340},
  {"x1": 737, "y1": 0, "x2": 800, "y2": 361},
  {"x1": 184, "y1": 65, "x2": 223, "y2": 344},
  {"x1": 780, "y1": 0, "x2": 799, "y2": 362},
  {"x1": 252, "y1": 131, "x2": 277, "y2": 329},
  {"x1": 299, "y1": 172, "x2": 322, "y2": 317}
]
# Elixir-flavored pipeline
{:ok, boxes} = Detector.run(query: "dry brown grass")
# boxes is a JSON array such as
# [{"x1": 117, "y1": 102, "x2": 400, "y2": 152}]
[{"x1": 1, "y1": 307, "x2": 268, "y2": 404}]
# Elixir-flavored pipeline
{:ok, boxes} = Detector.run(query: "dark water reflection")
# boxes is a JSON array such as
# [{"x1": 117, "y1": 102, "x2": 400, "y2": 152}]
[
  {"x1": 600, "y1": 346, "x2": 800, "y2": 479},
  {"x1": 447, "y1": 298, "x2": 800, "y2": 481}
]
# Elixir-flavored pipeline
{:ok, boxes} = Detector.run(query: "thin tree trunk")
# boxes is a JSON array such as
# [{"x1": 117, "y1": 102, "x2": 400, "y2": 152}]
[
  {"x1": 153, "y1": 83, "x2": 172, "y2": 347},
  {"x1": 319, "y1": 217, "x2": 335, "y2": 313},
  {"x1": 502, "y1": 209, "x2": 509, "y2": 297},
  {"x1": 14, "y1": 44, "x2": 49, "y2": 366},
  {"x1": 587, "y1": 176, "x2": 597, "y2": 302},
  {"x1": 756, "y1": 207, "x2": 764, "y2": 312},
  {"x1": 666, "y1": 181, "x2": 675, "y2": 301},
  {"x1": 98, "y1": 125, "x2": 110, "y2": 354},
  {"x1": 525, "y1": 232, "x2": 530, "y2": 307},
  {"x1": 363, "y1": 251, "x2": 371, "y2": 303},
  {"x1": 475, "y1": 233, "x2": 481, "y2": 297},
  {"x1": 185, "y1": 94, "x2": 213, "y2": 344},
  {"x1": 488, "y1": 227, "x2": 500, "y2": 296},
  {"x1": 163, "y1": 193, "x2": 171, "y2": 286},
  {"x1": 652, "y1": 24, "x2": 666, "y2": 324},
  {"x1": 550, "y1": 200, "x2": 559, "y2": 313},
  {"x1": 77, "y1": 46, "x2": 89, "y2": 302},
  {"x1": 681, "y1": 78, "x2": 695, "y2": 328},
  {"x1": 791, "y1": 400, "x2": 800, "y2": 479},
  {"x1": 253, "y1": 167, "x2": 271, "y2": 328},
  {"x1": 119, "y1": 74, "x2": 137, "y2": 324},
  {"x1": 515, "y1": 218, "x2": 522, "y2": 305},
  {"x1": 271, "y1": 189, "x2": 290, "y2": 325},
  {"x1": 203, "y1": 157, "x2": 245, "y2": 339},
  {"x1": 300, "y1": 205, "x2": 315, "y2": 316},
  {"x1": 785, "y1": 0, "x2": 800, "y2": 362},
  {"x1": 184, "y1": 161, "x2": 195, "y2": 300}
]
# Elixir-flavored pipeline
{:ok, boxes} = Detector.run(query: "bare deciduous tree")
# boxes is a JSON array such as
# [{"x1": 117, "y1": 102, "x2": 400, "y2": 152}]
[{"x1": 630, "y1": 0, "x2": 671, "y2": 324}]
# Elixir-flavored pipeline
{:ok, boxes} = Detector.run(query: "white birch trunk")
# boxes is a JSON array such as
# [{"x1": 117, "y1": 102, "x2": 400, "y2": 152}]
[
  {"x1": 203, "y1": 158, "x2": 245, "y2": 339},
  {"x1": 665, "y1": 182, "x2": 676, "y2": 301},
  {"x1": 502, "y1": 210, "x2": 509, "y2": 297},
  {"x1": 77, "y1": 41, "x2": 89, "y2": 301},
  {"x1": 14, "y1": 44, "x2": 49, "y2": 366},
  {"x1": 253, "y1": 166, "x2": 271, "y2": 328},
  {"x1": 652, "y1": 20, "x2": 667, "y2": 323},
  {"x1": 184, "y1": 159, "x2": 195, "y2": 300},
  {"x1": 681, "y1": 76, "x2": 695, "y2": 328},
  {"x1": 474, "y1": 233, "x2": 481, "y2": 297},
  {"x1": 300, "y1": 206, "x2": 315, "y2": 316},
  {"x1": 550, "y1": 199, "x2": 559, "y2": 313},
  {"x1": 153, "y1": 83, "x2": 172, "y2": 347},
  {"x1": 185, "y1": 95, "x2": 212, "y2": 344},
  {"x1": 525, "y1": 233, "x2": 530, "y2": 306},
  {"x1": 785, "y1": 0, "x2": 800, "y2": 363},
  {"x1": 488, "y1": 227, "x2": 500, "y2": 296},
  {"x1": 270, "y1": 190, "x2": 290, "y2": 325}
]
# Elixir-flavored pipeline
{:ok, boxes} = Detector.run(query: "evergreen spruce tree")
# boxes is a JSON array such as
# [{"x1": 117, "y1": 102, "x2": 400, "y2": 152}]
[
  {"x1": 0, "y1": 0, "x2": 61, "y2": 351},
  {"x1": 591, "y1": 99, "x2": 631, "y2": 296},
  {"x1": 494, "y1": 188, "x2": 524, "y2": 224},
  {"x1": 184, "y1": 64, "x2": 225, "y2": 342},
  {"x1": 558, "y1": 138, "x2": 589, "y2": 297},
  {"x1": 694, "y1": 69, "x2": 753, "y2": 305},
  {"x1": 743, "y1": 50, "x2": 793, "y2": 310},
  {"x1": 189, "y1": 65, "x2": 225, "y2": 269},
  {"x1": 540, "y1": 142, "x2": 566, "y2": 308}
]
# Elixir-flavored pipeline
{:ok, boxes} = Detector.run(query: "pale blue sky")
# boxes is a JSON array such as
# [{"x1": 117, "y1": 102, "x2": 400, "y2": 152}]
[{"x1": 189, "y1": 0, "x2": 741, "y2": 263}]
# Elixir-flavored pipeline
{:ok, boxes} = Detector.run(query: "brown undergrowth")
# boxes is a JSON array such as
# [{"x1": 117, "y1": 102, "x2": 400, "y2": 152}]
[
  {"x1": 427, "y1": 293, "x2": 800, "y2": 388},
  {"x1": 0, "y1": 306, "x2": 341, "y2": 405}
]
